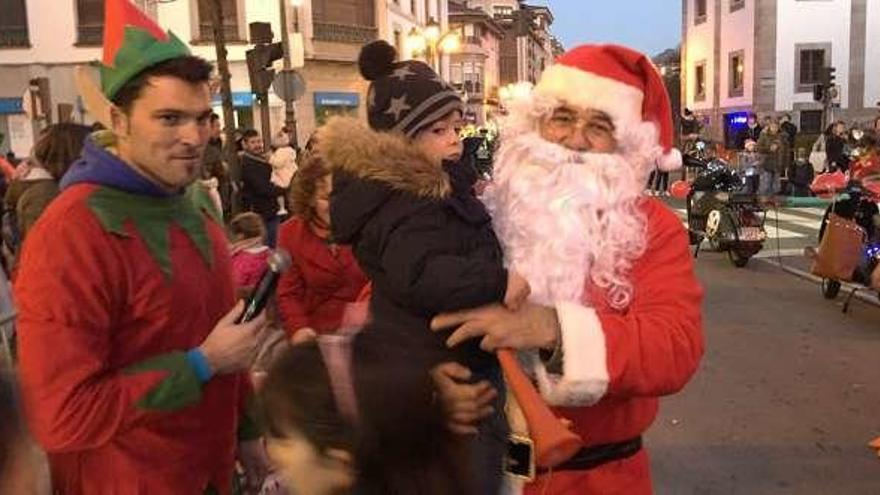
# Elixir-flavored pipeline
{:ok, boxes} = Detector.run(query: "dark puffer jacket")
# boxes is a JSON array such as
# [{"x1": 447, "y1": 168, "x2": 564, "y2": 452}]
[{"x1": 318, "y1": 118, "x2": 507, "y2": 373}]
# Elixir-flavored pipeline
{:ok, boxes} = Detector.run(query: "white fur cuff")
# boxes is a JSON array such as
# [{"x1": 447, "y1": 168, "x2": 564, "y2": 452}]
[
  {"x1": 533, "y1": 302, "x2": 609, "y2": 407},
  {"x1": 657, "y1": 148, "x2": 683, "y2": 171}
]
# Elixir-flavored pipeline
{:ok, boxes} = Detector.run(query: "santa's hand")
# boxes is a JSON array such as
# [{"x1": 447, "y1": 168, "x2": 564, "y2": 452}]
[
  {"x1": 431, "y1": 303, "x2": 559, "y2": 352},
  {"x1": 504, "y1": 271, "x2": 531, "y2": 311},
  {"x1": 431, "y1": 362, "x2": 497, "y2": 435}
]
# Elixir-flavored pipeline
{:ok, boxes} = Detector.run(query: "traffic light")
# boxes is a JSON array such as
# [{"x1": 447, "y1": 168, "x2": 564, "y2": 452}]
[
  {"x1": 820, "y1": 66, "x2": 836, "y2": 88},
  {"x1": 246, "y1": 42, "x2": 283, "y2": 94},
  {"x1": 813, "y1": 83, "x2": 825, "y2": 102}
]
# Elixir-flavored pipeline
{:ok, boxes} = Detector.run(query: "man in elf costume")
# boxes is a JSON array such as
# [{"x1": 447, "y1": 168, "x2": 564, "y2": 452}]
[
  {"x1": 434, "y1": 44, "x2": 704, "y2": 494},
  {"x1": 14, "y1": 1, "x2": 271, "y2": 493}
]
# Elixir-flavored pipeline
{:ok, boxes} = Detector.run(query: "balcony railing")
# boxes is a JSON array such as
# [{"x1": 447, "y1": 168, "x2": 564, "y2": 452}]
[
  {"x1": 0, "y1": 27, "x2": 29, "y2": 48},
  {"x1": 77, "y1": 25, "x2": 103, "y2": 46},
  {"x1": 313, "y1": 22, "x2": 377, "y2": 44}
]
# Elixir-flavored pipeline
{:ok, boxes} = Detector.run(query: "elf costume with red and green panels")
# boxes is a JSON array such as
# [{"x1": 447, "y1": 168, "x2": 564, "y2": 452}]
[{"x1": 14, "y1": 2, "x2": 254, "y2": 493}]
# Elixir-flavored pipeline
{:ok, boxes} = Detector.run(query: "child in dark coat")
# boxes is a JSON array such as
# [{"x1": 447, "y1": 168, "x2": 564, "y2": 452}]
[{"x1": 318, "y1": 41, "x2": 528, "y2": 495}]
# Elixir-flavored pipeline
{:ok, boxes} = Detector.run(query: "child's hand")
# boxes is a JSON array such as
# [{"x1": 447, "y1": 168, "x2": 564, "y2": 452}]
[
  {"x1": 431, "y1": 362, "x2": 498, "y2": 435},
  {"x1": 504, "y1": 271, "x2": 531, "y2": 311},
  {"x1": 290, "y1": 327, "x2": 317, "y2": 346}
]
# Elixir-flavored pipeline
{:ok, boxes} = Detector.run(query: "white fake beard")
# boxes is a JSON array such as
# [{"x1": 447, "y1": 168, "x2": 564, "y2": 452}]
[{"x1": 483, "y1": 131, "x2": 654, "y2": 310}]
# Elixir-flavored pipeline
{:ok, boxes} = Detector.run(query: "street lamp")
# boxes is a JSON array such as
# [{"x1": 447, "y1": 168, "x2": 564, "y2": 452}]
[{"x1": 406, "y1": 17, "x2": 461, "y2": 73}]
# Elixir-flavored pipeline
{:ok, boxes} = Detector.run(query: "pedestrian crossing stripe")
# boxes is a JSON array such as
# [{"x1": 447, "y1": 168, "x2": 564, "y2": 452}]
[
  {"x1": 676, "y1": 212, "x2": 807, "y2": 239},
  {"x1": 765, "y1": 212, "x2": 822, "y2": 228}
]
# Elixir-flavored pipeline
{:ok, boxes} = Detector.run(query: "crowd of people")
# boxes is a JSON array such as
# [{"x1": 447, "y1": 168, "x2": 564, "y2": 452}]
[
  {"x1": 674, "y1": 109, "x2": 880, "y2": 198},
  {"x1": 0, "y1": 2, "x2": 707, "y2": 495}
]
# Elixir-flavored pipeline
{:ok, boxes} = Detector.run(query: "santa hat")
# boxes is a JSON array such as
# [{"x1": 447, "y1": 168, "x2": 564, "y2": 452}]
[
  {"x1": 534, "y1": 44, "x2": 682, "y2": 171},
  {"x1": 76, "y1": 0, "x2": 192, "y2": 127}
]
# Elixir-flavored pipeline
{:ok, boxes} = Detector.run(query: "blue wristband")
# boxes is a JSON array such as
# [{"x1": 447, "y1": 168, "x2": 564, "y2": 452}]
[{"x1": 186, "y1": 348, "x2": 214, "y2": 383}]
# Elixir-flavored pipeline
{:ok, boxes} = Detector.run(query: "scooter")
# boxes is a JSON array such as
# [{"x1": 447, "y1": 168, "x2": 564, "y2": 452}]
[
  {"x1": 677, "y1": 144, "x2": 768, "y2": 268},
  {"x1": 809, "y1": 158, "x2": 880, "y2": 312}
]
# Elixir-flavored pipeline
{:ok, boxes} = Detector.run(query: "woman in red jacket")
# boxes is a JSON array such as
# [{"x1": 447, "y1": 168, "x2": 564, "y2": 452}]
[{"x1": 277, "y1": 155, "x2": 369, "y2": 344}]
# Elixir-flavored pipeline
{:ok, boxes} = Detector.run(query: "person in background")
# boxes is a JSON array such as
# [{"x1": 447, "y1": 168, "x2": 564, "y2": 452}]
[
  {"x1": 787, "y1": 147, "x2": 814, "y2": 197},
  {"x1": 276, "y1": 155, "x2": 368, "y2": 346},
  {"x1": 228, "y1": 212, "x2": 271, "y2": 294},
  {"x1": 740, "y1": 139, "x2": 762, "y2": 195},
  {"x1": 202, "y1": 113, "x2": 231, "y2": 216},
  {"x1": 241, "y1": 129, "x2": 286, "y2": 247},
  {"x1": 826, "y1": 121, "x2": 849, "y2": 172},
  {"x1": 757, "y1": 119, "x2": 788, "y2": 196},
  {"x1": 780, "y1": 114, "x2": 798, "y2": 146},
  {"x1": 4, "y1": 123, "x2": 91, "y2": 250},
  {"x1": 736, "y1": 113, "x2": 763, "y2": 150},
  {"x1": 270, "y1": 132, "x2": 298, "y2": 219}
]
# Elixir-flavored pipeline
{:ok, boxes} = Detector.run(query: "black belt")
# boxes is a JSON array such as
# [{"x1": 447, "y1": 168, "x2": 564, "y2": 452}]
[{"x1": 537, "y1": 436, "x2": 643, "y2": 474}]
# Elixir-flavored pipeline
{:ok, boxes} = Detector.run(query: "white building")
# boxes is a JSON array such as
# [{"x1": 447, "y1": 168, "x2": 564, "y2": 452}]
[
  {"x1": 682, "y1": 0, "x2": 880, "y2": 148},
  {"x1": 0, "y1": 0, "x2": 449, "y2": 156}
]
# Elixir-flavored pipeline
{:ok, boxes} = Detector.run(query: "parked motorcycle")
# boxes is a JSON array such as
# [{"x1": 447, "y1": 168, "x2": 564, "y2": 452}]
[
  {"x1": 808, "y1": 154, "x2": 880, "y2": 311},
  {"x1": 677, "y1": 142, "x2": 768, "y2": 268}
]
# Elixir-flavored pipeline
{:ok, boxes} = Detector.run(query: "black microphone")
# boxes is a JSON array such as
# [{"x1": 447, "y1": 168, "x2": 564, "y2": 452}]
[{"x1": 235, "y1": 249, "x2": 292, "y2": 324}]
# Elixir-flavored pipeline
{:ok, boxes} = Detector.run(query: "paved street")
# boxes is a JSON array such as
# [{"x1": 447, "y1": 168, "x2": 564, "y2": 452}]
[{"x1": 648, "y1": 204, "x2": 880, "y2": 495}]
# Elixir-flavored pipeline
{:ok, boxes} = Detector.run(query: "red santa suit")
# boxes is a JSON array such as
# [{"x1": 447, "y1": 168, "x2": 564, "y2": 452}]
[{"x1": 486, "y1": 45, "x2": 704, "y2": 494}]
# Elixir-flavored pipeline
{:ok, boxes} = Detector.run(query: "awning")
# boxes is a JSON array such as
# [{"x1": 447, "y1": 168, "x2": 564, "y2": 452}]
[
  {"x1": 0, "y1": 98, "x2": 23, "y2": 115},
  {"x1": 314, "y1": 92, "x2": 359, "y2": 107},
  {"x1": 212, "y1": 92, "x2": 254, "y2": 108}
]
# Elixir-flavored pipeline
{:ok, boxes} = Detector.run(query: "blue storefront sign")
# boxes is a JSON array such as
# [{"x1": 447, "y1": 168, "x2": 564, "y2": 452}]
[
  {"x1": 314, "y1": 92, "x2": 360, "y2": 107},
  {"x1": 724, "y1": 111, "x2": 751, "y2": 149},
  {"x1": 0, "y1": 98, "x2": 23, "y2": 115},
  {"x1": 212, "y1": 91, "x2": 254, "y2": 108}
]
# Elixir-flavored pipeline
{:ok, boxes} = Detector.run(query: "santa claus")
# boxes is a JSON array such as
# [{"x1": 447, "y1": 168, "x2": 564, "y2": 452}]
[{"x1": 432, "y1": 44, "x2": 704, "y2": 494}]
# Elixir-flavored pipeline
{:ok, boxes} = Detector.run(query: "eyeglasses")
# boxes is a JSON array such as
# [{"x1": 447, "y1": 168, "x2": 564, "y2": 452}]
[{"x1": 543, "y1": 109, "x2": 616, "y2": 143}]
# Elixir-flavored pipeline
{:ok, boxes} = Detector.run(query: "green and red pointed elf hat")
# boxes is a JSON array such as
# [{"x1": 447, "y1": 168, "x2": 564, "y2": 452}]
[
  {"x1": 100, "y1": 0, "x2": 191, "y2": 99},
  {"x1": 76, "y1": 0, "x2": 191, "y2": 126}
]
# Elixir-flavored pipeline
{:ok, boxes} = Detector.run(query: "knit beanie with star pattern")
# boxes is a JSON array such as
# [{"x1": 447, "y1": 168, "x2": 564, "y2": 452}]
[{"x1": 358, "y1": 40, "x2": 463, "y2": 138}]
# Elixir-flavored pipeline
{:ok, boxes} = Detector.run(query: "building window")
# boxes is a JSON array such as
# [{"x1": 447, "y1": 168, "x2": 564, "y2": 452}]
[
  {"x1": 800, "y1": 110, "x2": 823, "y2": 134},
  {"x1": 411, "y1": 0, "x2": 417, "y2": 16},
  {"x1": 494, "y1": 5, "x2": 513, "y2": 17},
  {"x1": 729, "y1": 50, "x2": 744, "y2": 97},
  {"x1": 75, "y1": 0, "x2": 103, "y2": 46},
  {"x1": 195, "y1": 0, "x2": 244, "y2": 42},
  {"x1": 730, "y1": 0, "x2": 745, "y2": 12},
  {"x1": 312, "y1": 0, "x2": 375, "y2": 27},
  {"x1": 424, "y1": 0, "x2": 431, "y2": 22},
  {"x1": 450, "y1": 63, "x2": 463, "y2": 88},
  {"x1": 394, "y1": 29, "x2": 402, "y2": 55},
  {"x1": 0, "y1": 0, "x2": 30, "y2": 48},
  {"x1": 795, "y1": 43, "x2": 830, "y2": 93},
  {"x1": 694, "y1": 61, "x2": 707, "y2": 102},
  {"x1": 694, "y1": 0, "x2": 707, "y2": 25}
]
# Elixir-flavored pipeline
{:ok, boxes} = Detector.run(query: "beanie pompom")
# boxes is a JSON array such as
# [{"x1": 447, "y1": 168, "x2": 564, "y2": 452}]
[{"x1": 358, "y1": 40, "x2": 397, "y2": 81}]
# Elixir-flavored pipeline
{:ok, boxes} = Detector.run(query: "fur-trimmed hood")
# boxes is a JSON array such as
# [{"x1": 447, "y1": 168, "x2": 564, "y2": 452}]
[
  {"x1": 318, "y1": 117, "x2": 455, "y2": 244},
  {"x1": 317, "y1": 117, "x2": 450, "y2": 199}
]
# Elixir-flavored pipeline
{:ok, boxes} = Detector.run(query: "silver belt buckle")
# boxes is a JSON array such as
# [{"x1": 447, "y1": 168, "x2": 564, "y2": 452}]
[{"x1": 504, "y1": 434, "x2": 536, "y2": 481}]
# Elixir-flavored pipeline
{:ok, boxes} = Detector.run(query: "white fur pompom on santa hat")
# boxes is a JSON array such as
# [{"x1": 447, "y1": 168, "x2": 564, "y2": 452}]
[{"x1": 534, "y1": 44, "x2": 682, "y2": 171}]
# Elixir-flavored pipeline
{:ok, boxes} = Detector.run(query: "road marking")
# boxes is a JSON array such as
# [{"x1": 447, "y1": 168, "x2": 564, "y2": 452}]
[
  {"x1": 752, "y1": 248, "x2": 809, "y2": 259},
  {"x1": 765, "y1": 212, "x2": 821, "y2": 228},
  {"x1": 764, "y1": 224, "x2": 807, "y2": 239}
]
